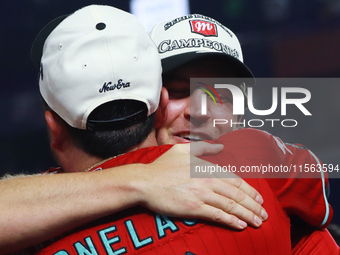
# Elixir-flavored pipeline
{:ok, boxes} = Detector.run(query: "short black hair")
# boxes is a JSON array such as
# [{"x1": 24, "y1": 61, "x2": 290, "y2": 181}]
[{"x1": 44, "y1": 99, "x2": 155, "y2": 159}]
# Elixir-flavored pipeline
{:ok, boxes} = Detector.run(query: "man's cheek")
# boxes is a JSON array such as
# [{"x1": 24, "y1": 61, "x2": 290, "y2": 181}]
[
  {"x1": 214, "y1": 109, "x2": 240, "y2": 136},
  {"x1": 167, "y1": 99, "x2": 188, "y2": 115},
  {"x1": 212, "y1": 105, "x2": 234, "y2": 119}
]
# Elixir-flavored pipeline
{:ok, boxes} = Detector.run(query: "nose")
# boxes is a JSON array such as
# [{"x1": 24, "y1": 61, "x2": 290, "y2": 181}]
[{"x1": 184, "y1": 89, "x2": 210, "y2": 126}]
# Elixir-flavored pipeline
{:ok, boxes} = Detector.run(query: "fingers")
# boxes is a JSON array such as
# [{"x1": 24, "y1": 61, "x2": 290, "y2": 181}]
[
  {"x1": 190, "y1": 142, "x2": 224, "y2": 157},
  {"x1": 172, "y1": 142, "x2": 224, "y2": 157},
  {"x1": 211, "y1": 171, "x2": 264, "y2": 206},
  {"x1": 195, "y1": 204, "x2": 248, "y2": 230},
  {"x1": 218, "y1": 179, "x2": 267, "y2": 224},
  {"x1": 216, "y1": 193, "x2": 267, "y2": 228},
  {"x1": 195, "y1": 178, "x2": 267, "y2": 228},
  {"x1": 223, "y1": 177, "x2": 264, "y2": 205},
  {"x1": 214, "y1": 190, "x2": 266, "y2": 227}
]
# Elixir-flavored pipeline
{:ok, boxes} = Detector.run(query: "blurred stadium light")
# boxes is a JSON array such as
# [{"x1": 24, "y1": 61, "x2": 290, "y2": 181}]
[{"x1": 130, "y1": 0, "x2": 190, "y2": 31}]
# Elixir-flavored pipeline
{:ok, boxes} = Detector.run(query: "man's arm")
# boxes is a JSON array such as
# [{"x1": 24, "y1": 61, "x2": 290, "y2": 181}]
[
  {"x1": 140, "y1": 142, "x2": 266, "y2": 228},
  {"x1": 0, "y1": 143, "x2": 266, "y2": 254}
]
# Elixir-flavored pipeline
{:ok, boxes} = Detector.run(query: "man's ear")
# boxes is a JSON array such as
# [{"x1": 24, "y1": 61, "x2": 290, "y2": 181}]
[
  {"x1": 45, "y1": 110, "x2": 68, "y2": 151},
  {"x1": 155, "y1": 87, "x2": 169, "y2": 129}
]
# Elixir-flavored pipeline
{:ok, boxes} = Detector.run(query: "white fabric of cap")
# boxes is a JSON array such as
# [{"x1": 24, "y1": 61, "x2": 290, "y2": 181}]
[
  {"x1": 40, "y1": 5, "x2": 162, "y2": 130},
  {"x1": 149, "y1": 14, "x2": 244, "y2": 62}
]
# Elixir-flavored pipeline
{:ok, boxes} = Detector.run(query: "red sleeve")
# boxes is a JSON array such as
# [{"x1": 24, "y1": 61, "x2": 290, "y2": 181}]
[
  {"x1": 292, "y1": 229, "x2": 340, "y2": 255},
  {"x1": 211, "y1": 128, "x2": 333, "y2": 228},
  {"x1": 267, "y1": 142, "x2": 332, "y2": 227}
]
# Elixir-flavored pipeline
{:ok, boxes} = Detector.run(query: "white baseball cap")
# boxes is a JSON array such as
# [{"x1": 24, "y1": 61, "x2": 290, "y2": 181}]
[
  {"x1": 31, "y1": 5, "x2": 162, "y2": 131},
  {"x1": 150, "y1": 14, "x2": 254, "y2": 83}
]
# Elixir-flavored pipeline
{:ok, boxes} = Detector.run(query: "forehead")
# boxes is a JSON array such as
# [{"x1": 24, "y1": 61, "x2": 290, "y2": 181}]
[{"x1": 162, "y1": 57, "x2": 237, "y2": 88}]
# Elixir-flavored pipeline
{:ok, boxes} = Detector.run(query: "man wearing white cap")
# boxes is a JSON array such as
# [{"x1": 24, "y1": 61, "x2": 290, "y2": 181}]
[
  {"x1": 2, "y1": 5, "x2": 274, "y2": 255},
  {"x1": 3, "y1": 5, "x2": 305, "y2": 255},
  {"x1": 1, "y1": 5, "x2": 334, "y2": 254},
  {"x1": 149, "y1": 14, "x2": 339, "y2": 254}
]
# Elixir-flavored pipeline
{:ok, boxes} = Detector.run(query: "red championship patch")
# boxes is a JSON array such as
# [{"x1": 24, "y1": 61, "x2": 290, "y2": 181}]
[{"x1": 189, "y1": 20, "x2": 217, "y2": 36}]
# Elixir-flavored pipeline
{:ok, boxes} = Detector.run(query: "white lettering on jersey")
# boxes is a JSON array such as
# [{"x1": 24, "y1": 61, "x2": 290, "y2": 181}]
[{"x1": 273, "y1": 136, "x2": 293, "y2": 155}]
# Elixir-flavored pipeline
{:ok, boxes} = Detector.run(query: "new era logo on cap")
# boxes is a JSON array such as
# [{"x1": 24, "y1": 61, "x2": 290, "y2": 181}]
[
  {"x1": 34, "y1": 5, "x2": 162, "y2": 131},
  {"x1": 189, "y1": 20, "x2": 217, "y2": 37}
]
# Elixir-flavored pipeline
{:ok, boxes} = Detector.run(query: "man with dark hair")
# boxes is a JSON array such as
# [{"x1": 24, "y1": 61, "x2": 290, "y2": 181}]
[
  {"x1": 3, "y1": 6, "x2": 339, "y2": 254},
  {"x1": 10, "y1": 3, "x2": 301, "y2": 254},
  {"x1": 2, "y1": 6, "x2": 339, "y2": 254},
  {"x1": 2, "y1": 5, "x2": 272, "y2": 255}
]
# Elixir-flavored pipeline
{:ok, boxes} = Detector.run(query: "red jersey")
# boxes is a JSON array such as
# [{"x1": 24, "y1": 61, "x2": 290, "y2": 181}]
[
  {"x1": 292, "y1": 228, "x2": 339, "y2": 255},
  {"x1": 202, "y1": 128, "x2": 338, "y2": 254},
  {"x1": 37, "y1": 145, "x2": 291, "y2": 255},
  {"x1": 204, "y1": 128, "x2": 332, "y2": 228}
]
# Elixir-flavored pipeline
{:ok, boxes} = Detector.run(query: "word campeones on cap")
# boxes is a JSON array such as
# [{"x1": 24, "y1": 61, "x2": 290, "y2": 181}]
[{"x1": 150, "y1": 14, "x2": 254, "y2": 83}]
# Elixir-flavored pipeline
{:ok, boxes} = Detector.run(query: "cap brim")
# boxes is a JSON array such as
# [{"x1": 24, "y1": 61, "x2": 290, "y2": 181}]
[
  {"x1": 161, "y1": 52, "x2": 255, "y2": 85},
  {"x1": 31, "y1": 15, "x2": 69, "y2": 69}
]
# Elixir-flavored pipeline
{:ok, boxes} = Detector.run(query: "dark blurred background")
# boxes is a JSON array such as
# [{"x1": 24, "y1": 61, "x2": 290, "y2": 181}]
[{"x1": 1, "y1": 0, "x2": 339, "y2": 224}]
